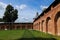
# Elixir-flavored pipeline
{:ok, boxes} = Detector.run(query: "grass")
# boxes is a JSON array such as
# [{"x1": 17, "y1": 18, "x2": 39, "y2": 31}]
[
  {"x1": 0, "y1": 29, "x2": 60, "y2": 40},
  {"x1": 0, "y1": 30, "x2": 24, "y2": 40}
]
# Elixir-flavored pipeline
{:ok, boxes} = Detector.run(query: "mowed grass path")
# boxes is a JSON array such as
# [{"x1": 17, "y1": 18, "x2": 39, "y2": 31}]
[{"x1": 0, "y1": 30, "x2": 60, "y2": 40}]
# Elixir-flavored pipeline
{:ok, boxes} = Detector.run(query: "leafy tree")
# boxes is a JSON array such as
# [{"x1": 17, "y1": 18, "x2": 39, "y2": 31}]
[
  {"x1": 3, "y1": 4, "x2": 18, "y2": 22},
  {"x1": 0, "y1": 18, "x2": 4, "y2": 22}
]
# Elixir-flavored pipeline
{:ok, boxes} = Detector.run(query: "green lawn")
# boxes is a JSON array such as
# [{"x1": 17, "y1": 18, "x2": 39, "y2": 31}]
[{"x1": 0, "y1": 30, "x2": 60, "y2": 40}]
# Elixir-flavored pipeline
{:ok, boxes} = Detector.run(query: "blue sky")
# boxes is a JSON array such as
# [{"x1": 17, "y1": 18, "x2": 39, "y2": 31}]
[{"x1": 0, "y1": 0, "x2": 54, "y2": 22}]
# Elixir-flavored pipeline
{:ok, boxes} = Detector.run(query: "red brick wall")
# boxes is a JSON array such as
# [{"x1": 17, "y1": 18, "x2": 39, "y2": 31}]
[
  {"x1": 33, "y1": 3, "x2": 60, "y2": 36},
  {"x1": 0, "y1": 23, "x2": 33, "y2": 30}
]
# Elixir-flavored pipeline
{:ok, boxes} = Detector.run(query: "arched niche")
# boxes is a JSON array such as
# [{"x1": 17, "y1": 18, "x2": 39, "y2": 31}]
[
  {"x1": 46, "y1": 17, "x2": 51, "y2": 33},
  {"x1": 54, "y1": 11, "x2": 60, "y2": 35},
  {"x1": 41, "y1": 20, "x2": 44, "y2": 32},
  {"x1": 39, "y1": 22, "x2": 40, "y2": 31}
]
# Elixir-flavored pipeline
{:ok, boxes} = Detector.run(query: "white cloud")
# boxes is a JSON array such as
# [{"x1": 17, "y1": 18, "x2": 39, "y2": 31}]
[
  {"x1": 40, "y1": 5, "x2": 48, "y2": 10},
  {"x1": 16, "y1": 4, "x2": 27, "y2": 10},
  {"x1": 20, "y1": 4, "x2": 27, "y2": 10},
  {"x1": 0, "y1": 2, "x2": 7, "y2": 10},
  {"x1": 15, "y1": 16, "x2": 29, "y2": 22},
  {"x1": 9, "y1": 3, "x2": 12, "y2": 5},
  {"x1": 21, "y1": 16, "x2": 29, "y2": 20},
  {"x1": 16, "y1": 5, "x2": 19, "y2": 9},
  {"x1": 0, "y1": 2, "x2": 7, "y2": 18}
]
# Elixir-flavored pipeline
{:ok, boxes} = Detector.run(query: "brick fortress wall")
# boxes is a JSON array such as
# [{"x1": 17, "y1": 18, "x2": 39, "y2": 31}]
[{"x1": 33, "y1": 1, "x2": 60, "y2": 36}]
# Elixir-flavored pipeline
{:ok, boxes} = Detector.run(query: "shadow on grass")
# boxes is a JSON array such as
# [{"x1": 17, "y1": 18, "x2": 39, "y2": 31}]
[
  {"x1": 15, "y1": 37, "x2": 56, "y2": 40},
  {"x1": 15, "y1": 30, "x2": 56, "y2": 40}
]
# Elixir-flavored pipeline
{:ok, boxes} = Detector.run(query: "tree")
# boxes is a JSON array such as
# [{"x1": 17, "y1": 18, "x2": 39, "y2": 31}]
[
  {"x1": 35, "y1": 12, "x2": 39, "y2": 18},
  {"x1": 43, "y1": 8, "x2": 47, "y2": 12},
  {"x1": 3, "y1": 4, "x2": 18, "y2": 22},
  {"x1": 0, "y1": 18, "x2": 4, "y2": 22}
]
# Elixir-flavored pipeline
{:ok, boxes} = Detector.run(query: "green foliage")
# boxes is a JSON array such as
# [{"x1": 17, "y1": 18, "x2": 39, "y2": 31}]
[
  {"x1": 3, "y1": 4, "x2": 18, "y2": 22},
  {"x1": 0, "y1": 18, "x2": 4, "y2": 22}
]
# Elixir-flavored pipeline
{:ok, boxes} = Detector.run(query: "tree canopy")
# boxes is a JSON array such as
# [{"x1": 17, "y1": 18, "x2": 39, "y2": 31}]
[{"x1": 3, "y1": 4, "x2": 18, "y2": 22}]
